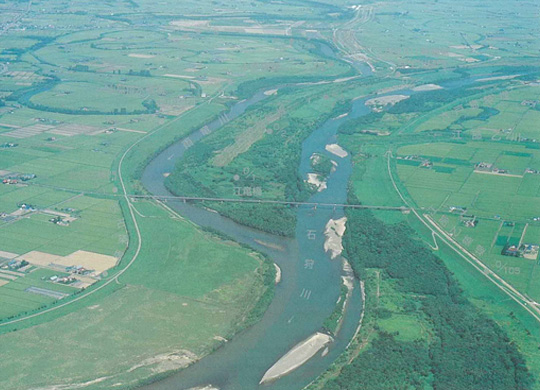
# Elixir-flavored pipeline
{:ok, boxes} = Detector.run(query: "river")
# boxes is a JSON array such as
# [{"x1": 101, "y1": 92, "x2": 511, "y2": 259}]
[
  {"x1": 140, "y1": 90, "x2": 371, "y2": 390},
  {"x1": 139, "y1": 44, "x2": 485, "y2": 389}
]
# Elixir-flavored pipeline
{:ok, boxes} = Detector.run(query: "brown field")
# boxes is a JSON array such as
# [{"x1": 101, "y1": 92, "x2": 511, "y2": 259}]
[{"x1": 19, "y1": 250, "x2": 118, "y2": 275}]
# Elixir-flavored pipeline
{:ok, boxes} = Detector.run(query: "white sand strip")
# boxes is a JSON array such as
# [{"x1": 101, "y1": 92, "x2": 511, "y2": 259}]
[
  {"x1": 412, "y1": 84, "x2": 443, "y2": 92},
  {"x1": 324, "y1": 217, "x2": 347, "y2": 259},
  {"x1": 274, "y1": 263, "x2": 282, "y2": 284},
  {"x1": 306, "y1": 173, "x2": 327, "y2": 192},
  {"x1": 325, "y1": 144, "x2": 348, "y2": 158},
  {"x1": 260, "y1": 332, "x2": 333, "y2": 384}
]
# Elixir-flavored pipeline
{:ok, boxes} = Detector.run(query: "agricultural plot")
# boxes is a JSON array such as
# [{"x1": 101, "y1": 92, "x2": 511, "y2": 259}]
[
  {"x1": 0, "y1": 2, "x2": 298, "y2": 385},
  {"x1": 394, "y1": 87, "x2": 540, "y2": 302},
  {"x1": 0, "y1": 194, "x2": 127, "y2": 321},
  {"x1": 0, "y1": 265, "x2": 78, "y2": 319},
  {"x1": 31, "y1": 26, "x2": 349, "y2": 100},
  {"x1": 1, "y1": 0, "x2": 540, "y2": 389},
  {"x1": 0, "y1": 200, "x2": 271, "y2": 390},
  {"x1": 326, "y1": 0, "x2": 540, "y2": 72},
  {"x1": 0, "y1": 105, "x2": 134, "y2": 322}
]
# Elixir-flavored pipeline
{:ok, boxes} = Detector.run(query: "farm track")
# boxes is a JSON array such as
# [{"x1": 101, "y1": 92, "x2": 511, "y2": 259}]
[
  {"x1": 0, "y1": 95, "x2": 217, "y2": 328},
  {"x1": 386, "y1": 151, "x2": 540, "y2": 323}
]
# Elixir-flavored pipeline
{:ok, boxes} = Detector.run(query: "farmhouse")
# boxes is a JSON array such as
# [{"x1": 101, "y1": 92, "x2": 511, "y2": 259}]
[
  {"x1": 520, "y1": 244, "x2": 539, "y2": 260},
  {"x1": 461, "y1": 216, "x2": 478, "y2": 228},
  {"x1": 521, "y1": 100, "x2": 538, "y2": 108},
  {"x1": 502, "y1": 243, "x2": 540, "y2": 260},
  {"x1": 502, "y1": 244, "x2": 520, "y2": 257},
  {"x1": 475, "y1": 162, "x2": 493, "y2": 171},
  {"x1": 449, "y1": 206, "x2": 467, "y2": 214}
]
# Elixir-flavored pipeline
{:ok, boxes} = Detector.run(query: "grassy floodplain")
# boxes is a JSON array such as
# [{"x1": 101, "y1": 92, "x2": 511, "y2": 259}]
[
  {"x1": 1, "y1": 0, "x2": 540, "y2": 389},
  {"x1": 0, "y1": 0, "x2": 353, "y2": 387},
  {"x1": 310, "y1": 69, "x2": 540, "y2": 388}
]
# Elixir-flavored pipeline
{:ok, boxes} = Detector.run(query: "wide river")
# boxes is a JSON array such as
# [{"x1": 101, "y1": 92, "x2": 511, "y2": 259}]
[{"x1": 140, "y1": 46, "x2": 482, "y2": 389}]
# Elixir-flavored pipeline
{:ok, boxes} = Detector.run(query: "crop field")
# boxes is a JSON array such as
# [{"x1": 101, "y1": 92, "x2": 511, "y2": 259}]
[
  {"x1": 1, "y1": 0, "x2": 540, "y2": 389},
  {"x1": 392, "y1": 86, "x2": 540, "y2": 303},
  {"x1": 0, "y1": 198, "x2": 271, "y2": 390},
  {"x1": 0, "y1": 0, "x2": 310, "y2": 387},
  {"x1": 324, "y1": 0, "x2": 540, "y2": 73},
  {"x1": 326, "y1": 65, "x2": 540, "y2": 388},
  {"x1": 0, "y1": 267, "x2": 76, "y2": 319}
]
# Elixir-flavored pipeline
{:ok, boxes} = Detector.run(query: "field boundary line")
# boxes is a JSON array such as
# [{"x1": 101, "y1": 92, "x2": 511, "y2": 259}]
[
  {"x1": 0, "y1": 95, "x2": 219, "y2": 327},
  {"x1": 386, "y1": 151, "x2": 540, "y2": 323}
]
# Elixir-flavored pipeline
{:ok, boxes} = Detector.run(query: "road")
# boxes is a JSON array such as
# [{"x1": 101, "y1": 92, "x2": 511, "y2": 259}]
[{"x1": 386, "y1": 151, "x2": 540, "y2": 323}]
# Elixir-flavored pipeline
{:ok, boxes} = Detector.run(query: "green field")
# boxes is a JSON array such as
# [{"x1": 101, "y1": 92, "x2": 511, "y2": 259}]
[
  {"x1": 1, "y1": 0, "x2": 540, "y2": 389},
  {"x1": 0, "y1": 198, "x2": 272, "y2": 390}
]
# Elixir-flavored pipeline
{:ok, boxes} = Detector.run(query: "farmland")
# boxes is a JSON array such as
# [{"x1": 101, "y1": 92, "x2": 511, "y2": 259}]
[
  {"x1": 0, "y1": 0, "x2": 322, "y2": 387},
  {"x1": 393, "y1": 85, "x2": 540, "y2": 302},
  {"x1": 309, "y1": 74, "x2": 540, "y2": 389},
  {"x1": 1, "y1": 0, "x2": 540, "y2": 389}
]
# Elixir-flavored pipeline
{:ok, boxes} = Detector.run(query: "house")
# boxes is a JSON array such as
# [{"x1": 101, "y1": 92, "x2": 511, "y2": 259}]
[
  {"x1": 475, "y1": 162, "x2": 493, "y2": 171},
  {"x1": 502, "y1": 244, "x2": 520, "y2": 257},
  {"x1": 461, "y1": 216, "x2": 478, "y2": 228},
  {"x1": 449, "y1": 206, "x2": 467, "y2": 214}
]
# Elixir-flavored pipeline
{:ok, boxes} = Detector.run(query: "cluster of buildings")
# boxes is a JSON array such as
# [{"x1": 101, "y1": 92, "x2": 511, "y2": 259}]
[
  {"x1": 48, "y1": 275, "x2": 77, "y2": 285},
  {"x1": 17, "y1": 203, "x2": 36, "y2": 212},
  {"x1": 502, "y1": 243, "x2": 539, "y2": 260},
  {"x1": 49, "y1": 215, "x2": 70, "y2": 226},
  {"x1": 521, "y1": 100, "x2": 538, "y2": 108},
  {"x1": 474, "y1": 162, "x2": 509, "y2": 174},
  {"x1": 449, "y1": 206, "x2": 467, "y2": 214},
  {"x1": 398, "y1": 154, "x2": 433, "y2": 168},
  {"x1": 2, "y1": 259, "x2": 29, "y2": 271},
  {"x1": 461, "y1": 215, "x2": 478, "y2": 228},
  {"x1": 66, "y1": 265, "x2": 92, "y2": 275},
  {"x1": 1, "y1": 173, "x2": 36, "y2": 185}
]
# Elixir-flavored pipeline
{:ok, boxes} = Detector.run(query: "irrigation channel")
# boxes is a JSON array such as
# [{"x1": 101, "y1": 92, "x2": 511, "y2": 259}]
[{"x1": 140, "y1": 48, "x2": 483, "y2": 390}]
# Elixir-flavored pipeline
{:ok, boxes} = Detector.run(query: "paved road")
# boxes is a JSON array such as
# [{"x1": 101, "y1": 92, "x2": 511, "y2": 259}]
[{"x1": 386, "y1": 151, "x2": 540, "y2": 323}]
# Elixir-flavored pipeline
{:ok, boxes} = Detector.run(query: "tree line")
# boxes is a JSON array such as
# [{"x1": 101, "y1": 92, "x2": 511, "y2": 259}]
[{"x1": 324, "y1": 198, "x2": 534, "y2": 389}]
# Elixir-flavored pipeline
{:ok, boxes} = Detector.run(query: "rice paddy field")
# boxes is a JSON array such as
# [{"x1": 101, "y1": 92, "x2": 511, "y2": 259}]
[
  {"x1": 1, "y1": 0, "x2": 540, "y2": 389},
  {"x1": 393, "y1": 86, "x2": 540, "y2": 301},
  {"x1": 0, "y1": 0, "x2": 334, "y2": 387}
]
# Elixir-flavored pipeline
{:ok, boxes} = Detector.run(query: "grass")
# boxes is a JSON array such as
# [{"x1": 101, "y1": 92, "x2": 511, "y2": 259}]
[
  {"x1": 0, "y1": 198, "x2": 271, "y2": 390},
  {"x1": 336, "y1": 78, "x2": 540, "y2": 386},
  {"x1": 122, "y1": 201, "x2": 262, "y2": 299},
  {"x1": 1, "y1": 284, "x2": 253, "y2": 390},
  {"x1": 0, "y1": 6, "x2": 304, "y2": 385},
  {"x1": 1, "y1": 0, "x2": 540, "y2": 389}
]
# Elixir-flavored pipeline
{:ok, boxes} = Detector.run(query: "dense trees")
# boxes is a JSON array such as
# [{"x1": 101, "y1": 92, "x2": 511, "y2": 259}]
[
  {"x1": 326, "y1": 203, "x2": 534, "y2": 390},
  {"x1": 325, "y1": 333, "x2": 430, "y2": 390},
  {"x1": 165, "y1": 103, "x2": 339, "y2": 236},
  {"x1": 311, "y1": 152, "x2": 335, "y2": 177},
  {"x1": 338, "y1": 112, "x2": 384, "y2": 135}
]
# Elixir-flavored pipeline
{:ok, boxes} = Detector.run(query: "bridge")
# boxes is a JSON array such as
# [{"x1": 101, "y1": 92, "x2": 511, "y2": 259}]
[
  {"x1": 127, "y1": 194, "x2": 409, "y2": 211},
  {"x1": 24, "y1": 182, "x2": 408, "y2": 211}
]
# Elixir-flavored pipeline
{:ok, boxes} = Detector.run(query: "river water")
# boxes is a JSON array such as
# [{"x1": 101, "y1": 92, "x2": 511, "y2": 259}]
[
  {"x1": 141, "y1": 95, "x2": 369, "y2": 390},
  {"x1": 139, "y1": 46, "x2": 484, "y2": 389},
  {"x1": 140, "y1": 81, "x2": 391, "y2": 389}
]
